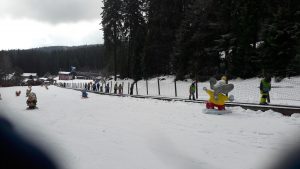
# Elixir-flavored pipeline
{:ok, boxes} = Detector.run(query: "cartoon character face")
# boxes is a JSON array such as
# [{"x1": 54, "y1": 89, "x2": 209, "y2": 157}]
[{"x1": 209, "y1": 77, "x2": 234, "y2": 100}]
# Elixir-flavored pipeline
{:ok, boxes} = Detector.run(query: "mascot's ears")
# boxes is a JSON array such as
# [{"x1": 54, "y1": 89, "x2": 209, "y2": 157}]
[{"x1": 209, "y1": 77, "x2": 217, "y2": 90}]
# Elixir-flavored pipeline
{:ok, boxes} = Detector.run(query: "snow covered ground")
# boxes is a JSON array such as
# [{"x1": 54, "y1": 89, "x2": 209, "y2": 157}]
[
  {"x1": 58, "y1": 76, "x2": 300, "y2": 106},
  {"x1": 0, "y1": 85, "x2": 300, "y2": 169}
]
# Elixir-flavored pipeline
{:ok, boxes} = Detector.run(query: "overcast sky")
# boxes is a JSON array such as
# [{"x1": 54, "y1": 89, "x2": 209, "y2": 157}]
[{"x1": 0, "y1": 0, "x2": 103, "y2": 50}]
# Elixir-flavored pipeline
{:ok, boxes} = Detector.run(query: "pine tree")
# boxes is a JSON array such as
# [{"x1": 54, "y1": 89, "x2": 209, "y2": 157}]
[
  {"x1": 174, "y1": 0, "x2": 222, "y2": 80},
  {"x1": 102, "y1": 0, "x2": 123, "y2": 80},
  {"x1": 143, "y1": 0, "x2": 184, "y2": 78},
  {"x1": 123, "y1": 0, "x2": 147, "y2": 80},
  {"x1": 229, "y1": 0, "x2": 264, "y2": 78},
  {"x1": 260, "y1": 0, "x2": 300, "y2": 77}
]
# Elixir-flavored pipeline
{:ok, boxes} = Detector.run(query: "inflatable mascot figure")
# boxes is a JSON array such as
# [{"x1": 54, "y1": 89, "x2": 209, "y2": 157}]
[
  {"x1": 27, "y1": 92, "x2": 37, "y2": 109},
  {"x1": 203, "y1": 76, "x2": 234, "y2": 115},
  {"x1": 15, "y1": 91, "x2": 21, "y2": 96}
]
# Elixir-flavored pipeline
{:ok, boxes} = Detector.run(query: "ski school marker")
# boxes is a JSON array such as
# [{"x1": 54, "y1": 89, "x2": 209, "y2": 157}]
[{"x1": 202, "y1": 109, "x2": 232, "y2": 115}]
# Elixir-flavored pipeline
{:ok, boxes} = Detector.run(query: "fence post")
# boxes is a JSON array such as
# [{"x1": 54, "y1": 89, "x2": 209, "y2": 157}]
[
  {"x1": 110, "y1": 81, "x2": 112, "y2": 93},
  {"x1": 128, "y1": 82, "x2": 130, "y2": 94},
  {"x1": 122, "y1": 82, "x2": 124, "y2": 94},
  {"x1": 174, "y1": 80, "x2": 177, "y2": 97},
  {"x1": 196, "y1": 80, "x2": 198, "y2": 99},
  {"x1": 136, "y1": 81, "x2": 138, "y2": 95},
  {"x1": 146, "y1": 80, "x2": 149, "y2": 95},
  {"x1": 157, "y1": 78, "x2": 160, "y2": 96}
]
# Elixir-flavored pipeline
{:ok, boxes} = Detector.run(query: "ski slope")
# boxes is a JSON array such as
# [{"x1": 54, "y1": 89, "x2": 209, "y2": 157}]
[{"x1": 0, "y1": 85, "x2": 300, "y2": 169}]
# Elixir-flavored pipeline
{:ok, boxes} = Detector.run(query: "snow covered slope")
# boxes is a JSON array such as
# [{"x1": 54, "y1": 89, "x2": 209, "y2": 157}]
[{"x1": 0, "y1": 85, "x2": 300, "y2": 169}]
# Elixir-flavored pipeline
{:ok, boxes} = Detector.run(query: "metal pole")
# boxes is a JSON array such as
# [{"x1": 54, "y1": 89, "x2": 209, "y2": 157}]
[
  {"x1": 128, "y1": 82, "x2": 130, "y2": 94},
  {"x1": 157, "y1": 78, "x2": 160, "y2": 95},
  {"x1": 196, "y1": 80, "x2": 198, "y2": 99},
  {"x1": 110, "y1": 81, "x2": 112, "y2": 93},
  {"x1": 135, "y1": 81, "x2": 138, "y2": 95},
  {"x1": 146, "y1": 80, "x2": 149, "y2": 95},
  {"x1": 174, "y1": 80, "x2": 177, "y2": 97},
  {"x1": 122, "y1": 82, "x2": 124, "y2": 94}
]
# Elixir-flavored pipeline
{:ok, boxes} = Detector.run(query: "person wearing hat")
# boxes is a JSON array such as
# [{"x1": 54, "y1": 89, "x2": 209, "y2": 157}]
[
  {"x1": 189, "y1": 82, "x2": 196, "y2": 100},
  {"x1": 260, "y1": 76, "x2": 271, "y2": 105}
]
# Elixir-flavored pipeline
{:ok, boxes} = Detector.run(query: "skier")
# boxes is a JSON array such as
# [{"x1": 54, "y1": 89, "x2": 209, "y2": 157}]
[
  {"x1": 87, "y1": 83, "x2": 91, "y2": 91},
  {"x1": 26, "y1": 92, "x2": 37, "y2": 109},
  {"x1": 96, "y1": 83, "x2": 100, "y2": 92},
  {"x1": 260, "y1": 76, "x2": 271, "y2": 105},
  {"x1": 105, "y1": 84, "x2": 110, "y2": 93},
  {"x1": 189, "y1": 82, "x2": 196, "y2": 100},
  {"x1": 26, "y1": 86, "x2": 32, "y2": 97},
  {"x1": 114, "y1": 83, "x2": 118, "y2": 94},
  {"x1": 100, "y1": 85, "x2": 103, "y2": 93},
  {"x1": 130, "y1": 82, "x2": 135, "y2": 95},
  {"x1": 118, "y1": 84, "x2": 123, "y2": 95},
  {"x1": 82, "y1": 88, "x2": 88, "y2": 98},
  {"x1": 92, "y1": 83, "x2": 96, "y2": 91},
  {"x1": 0, "y1": 93, "x2": 2, "y2": 100}
]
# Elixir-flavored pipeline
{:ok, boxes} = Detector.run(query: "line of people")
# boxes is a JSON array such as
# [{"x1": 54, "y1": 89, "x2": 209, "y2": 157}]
[{"x1": 83, "y1": 82, "x2": 124, "y2": 94}]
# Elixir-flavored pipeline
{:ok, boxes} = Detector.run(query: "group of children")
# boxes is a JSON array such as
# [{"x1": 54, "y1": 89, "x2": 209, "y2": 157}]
[{"x1": 81, "y1": 82, "x2": 124, "y2": 98}]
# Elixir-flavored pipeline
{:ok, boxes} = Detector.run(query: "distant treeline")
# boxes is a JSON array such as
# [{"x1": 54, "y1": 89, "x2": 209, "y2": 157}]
[
  {"x1": 0, "y1": 45, "x2": 105, "y2": 76},
  {"x1": 102, "y1": 0, "x2": 300, "y2": 80}
]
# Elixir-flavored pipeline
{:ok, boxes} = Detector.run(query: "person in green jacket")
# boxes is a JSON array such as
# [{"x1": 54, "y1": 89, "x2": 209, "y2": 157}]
[
  {"x1": 189, "y1": 82, "x2": 196, "y2": 100},
  {"x1": 260, "y1": 76, "x2": 271, "y2": 105}
]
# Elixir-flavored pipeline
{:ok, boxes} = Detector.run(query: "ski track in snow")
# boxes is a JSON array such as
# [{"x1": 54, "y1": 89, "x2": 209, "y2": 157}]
[{"x1": 0, "y1": 85, "x2": 300, "y2": 169}]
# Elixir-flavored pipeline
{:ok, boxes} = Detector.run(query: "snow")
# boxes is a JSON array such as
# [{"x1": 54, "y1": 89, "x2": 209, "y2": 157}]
[
  {"x1": 0, "y1": 84, "x2": 300, "y2": 169},
  {"x1": 21, "y1": 73, "x2": 37, "y2": 77},
  {"x1": 2, "y1": 72, "x2": 15, "y2": 80},
  {"x1": 59, "y1": 71, "x2": 71, "y2": 75}
]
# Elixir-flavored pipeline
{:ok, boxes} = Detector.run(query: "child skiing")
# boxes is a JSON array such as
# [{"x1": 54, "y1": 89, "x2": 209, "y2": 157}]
[
  {"x1": 26, "y1": 86, "x2": 32, "y2": 97},
  {"x1": 105, "y1": 84, "x2": 110, "y2": 93},
  {"x1": 114, "y1": 83, "x2": 118, "y2": 94},
  {"x1": 260, "y1": 76, "x2": 271, "y2": 105},
  {"x1": 189, "y1": 82, "x2": 196, "y2": 100},
  {"x1": 118, "y1": 84, "x2": 123, "y2": 95},
  {"x1": 82, "y1": 88, "x2": 88, "y2": 98}
]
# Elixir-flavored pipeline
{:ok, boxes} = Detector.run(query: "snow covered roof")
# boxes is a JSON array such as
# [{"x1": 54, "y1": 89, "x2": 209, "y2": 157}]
[
  {"x1": 22, "y1": 73, "x2": 37, "y2": 77},
  {"x1": 59, "y1": 71, "x2": 71, "y2": 75},
  {"x1": 2, "y1": 73, "x2": 15, "y2": 80}
]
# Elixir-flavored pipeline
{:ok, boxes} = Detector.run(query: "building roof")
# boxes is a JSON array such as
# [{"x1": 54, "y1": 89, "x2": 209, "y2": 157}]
[
  {"x1": 58, "y1": 71, "x2": 71, "y2": 75},
  {"x1": 21, "y1": 73, "x2": 37, "y2": 77}
]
